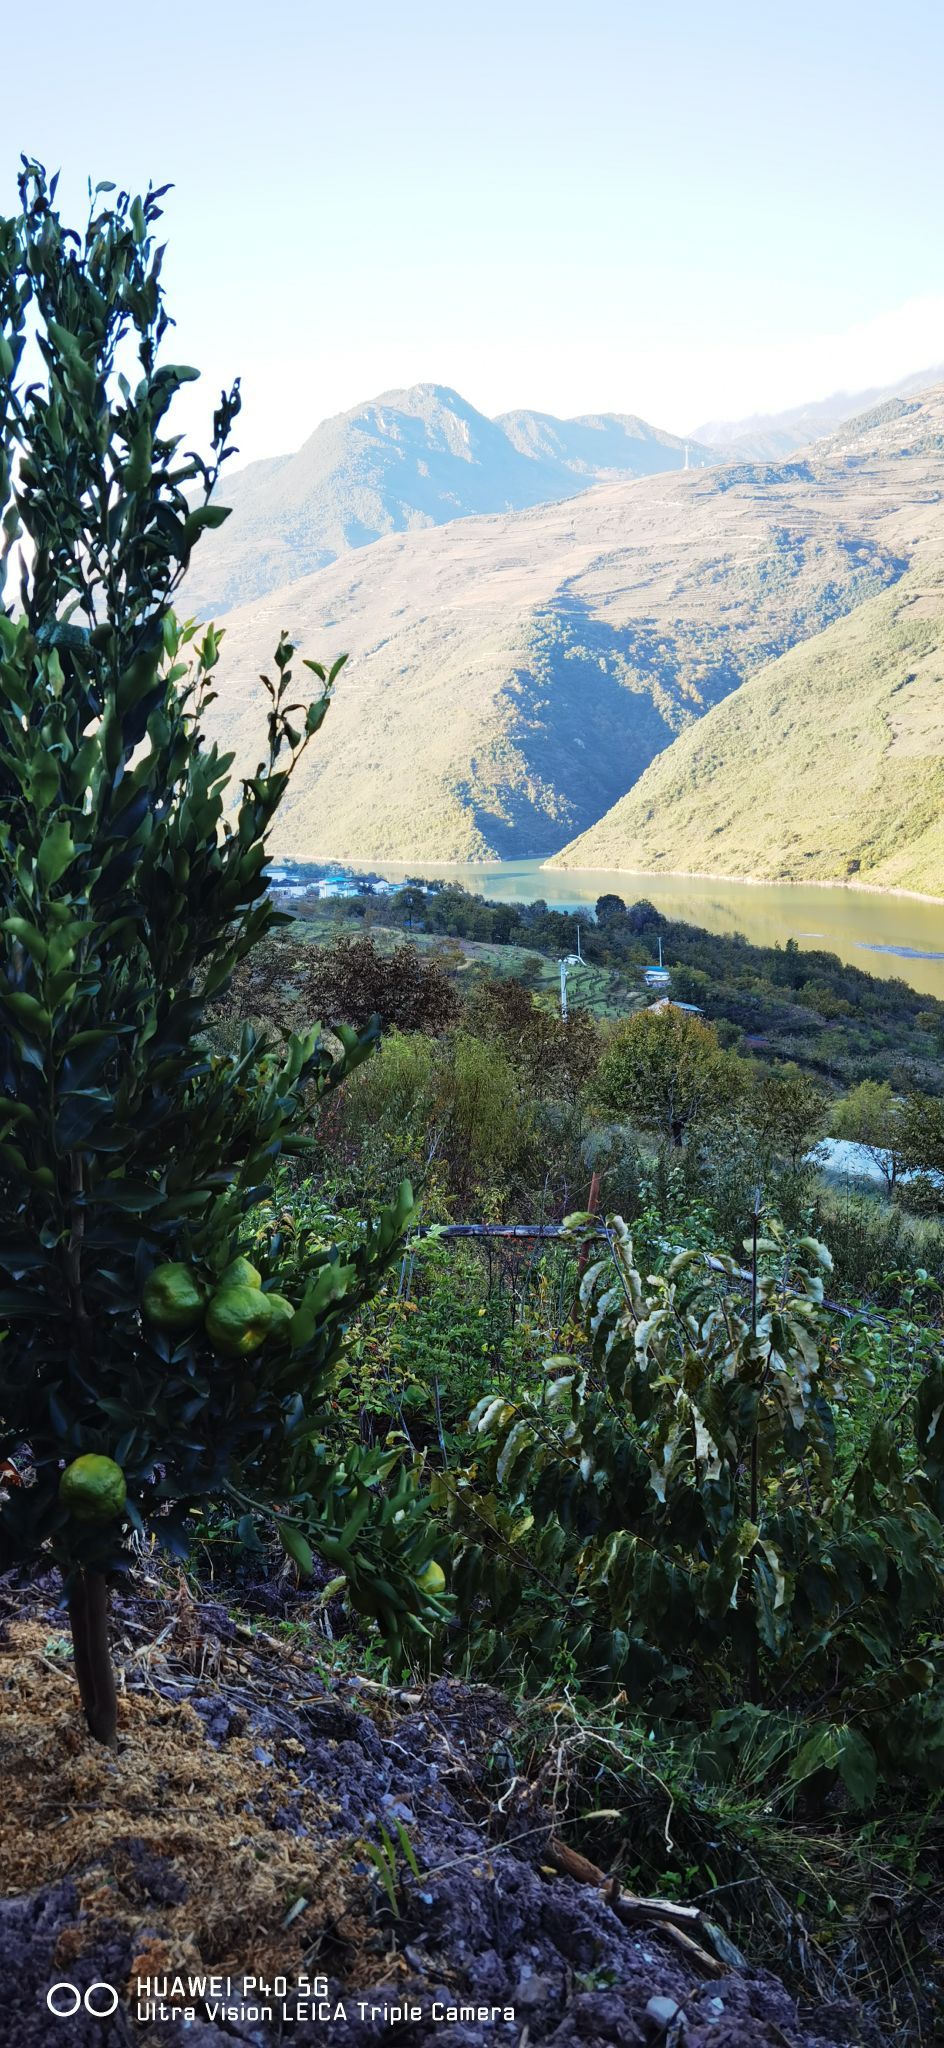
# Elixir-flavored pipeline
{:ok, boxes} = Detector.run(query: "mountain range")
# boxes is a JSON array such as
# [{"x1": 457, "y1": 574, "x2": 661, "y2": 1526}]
[
  {"x1": 184, "y1": 364, "x2": 944, "y2": 625},
  {"x1": 183, "y1": 385, "x2": 716, "y2": 619},
  {"x1": 194, "y1": 382, "x2": 944, "y2": 888}
]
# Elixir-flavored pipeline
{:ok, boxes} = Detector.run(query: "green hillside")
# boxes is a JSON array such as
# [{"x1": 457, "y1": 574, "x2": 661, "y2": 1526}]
[{"x1": 553, "y1": 567, "x2": 944, "y2": 897}]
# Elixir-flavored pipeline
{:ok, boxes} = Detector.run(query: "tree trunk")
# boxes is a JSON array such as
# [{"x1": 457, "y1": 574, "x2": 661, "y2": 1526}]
[{"x1": 67, "y1": 1568, "x2": 117, "y2": 1746}]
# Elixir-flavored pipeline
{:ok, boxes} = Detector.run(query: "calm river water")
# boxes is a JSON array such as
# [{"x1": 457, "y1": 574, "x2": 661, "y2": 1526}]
[{"x1": 367, "y1": 859, "x2": 944, "y2": 1001}]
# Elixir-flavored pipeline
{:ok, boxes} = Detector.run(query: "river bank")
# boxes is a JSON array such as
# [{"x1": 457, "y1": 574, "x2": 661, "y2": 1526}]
[{"x1": 361, "y1": 858, "x2": 944, "y2": 1000}]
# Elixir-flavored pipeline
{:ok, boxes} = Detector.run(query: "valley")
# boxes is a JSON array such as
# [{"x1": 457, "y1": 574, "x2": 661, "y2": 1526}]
[
  {"x1": 555, "y1": 564, "x2": 944, "y2": 893},
  {"x1": 196, "y1": 385, "x2": 944, "y2": 881}
]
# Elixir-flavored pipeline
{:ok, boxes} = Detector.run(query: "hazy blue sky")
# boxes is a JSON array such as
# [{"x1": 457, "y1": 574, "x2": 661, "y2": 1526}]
[{"x1": 8, "y1": 0, "x2": 944, "y2": 461}]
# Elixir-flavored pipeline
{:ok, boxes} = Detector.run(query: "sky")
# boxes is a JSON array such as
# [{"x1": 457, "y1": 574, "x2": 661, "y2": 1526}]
[{"x1": 7, "y1": 0, "x2": 944, "y2": 465}]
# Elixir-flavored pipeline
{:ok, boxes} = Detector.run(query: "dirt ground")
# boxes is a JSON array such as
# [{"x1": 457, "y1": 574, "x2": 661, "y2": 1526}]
[{"x1": 0, "y1": 1567, "x2": 888, "y2": 2048}]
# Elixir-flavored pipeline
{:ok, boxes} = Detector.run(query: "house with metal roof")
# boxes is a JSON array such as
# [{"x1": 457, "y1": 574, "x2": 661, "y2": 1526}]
[{"x1": 643, "y1": 935, "x2": 672, "y2": 989}]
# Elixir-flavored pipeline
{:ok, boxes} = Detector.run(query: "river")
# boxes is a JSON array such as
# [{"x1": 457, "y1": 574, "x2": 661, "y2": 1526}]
[{"x1": 365, "y1": 859, "x2": 944, "y2": 1001}]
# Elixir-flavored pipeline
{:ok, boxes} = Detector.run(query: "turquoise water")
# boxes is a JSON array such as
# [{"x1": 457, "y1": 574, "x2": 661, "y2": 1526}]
[{"x1": 364, "y1": 858, "x2": 944, "y2": 1001}]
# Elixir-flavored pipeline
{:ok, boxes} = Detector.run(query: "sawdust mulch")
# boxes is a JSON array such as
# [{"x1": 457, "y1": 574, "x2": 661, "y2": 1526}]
[{"x1": 0, "y1": 1617, "x2": 372, "y2": 1994}]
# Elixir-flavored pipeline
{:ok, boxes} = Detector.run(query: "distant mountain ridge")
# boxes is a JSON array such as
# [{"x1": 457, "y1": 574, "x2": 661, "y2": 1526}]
[
  {"x1": 182, "y1": 383, "x2": 716, "y2": 618},
  {"x1": 496, "y1": 407, "x2": 707, "y2": 477},
  {"x1": 695, "y1": 361, "x2": 944, "y2": 460}
]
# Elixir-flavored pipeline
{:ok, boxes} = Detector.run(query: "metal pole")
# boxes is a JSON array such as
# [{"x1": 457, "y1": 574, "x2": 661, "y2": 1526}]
[{"x1": 560, "y1": 958, "x2": 568, "y2": 1020}]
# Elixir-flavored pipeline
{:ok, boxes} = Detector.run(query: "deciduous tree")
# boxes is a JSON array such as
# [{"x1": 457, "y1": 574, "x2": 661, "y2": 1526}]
[
  {"x1": 830, "y1": 1080, "x2": 908, "y2": 1193},
  {"x1": 901, "y1": 1091, "x2": 944, "y2": 1179},
  {"x1": 746, "y1": 1063, "x2": 830, "y2": 1171},
  {"x1": 595, "y1": 1005, "x2": 742, "y2": 1146},
  {"x1": 221, "y1": 930, "x2": 460, "y2": 1039}
]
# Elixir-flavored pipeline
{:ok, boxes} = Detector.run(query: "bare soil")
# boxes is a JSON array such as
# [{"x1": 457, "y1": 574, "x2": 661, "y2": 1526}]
[{"x1": 0, "y1": 1568, "x2": 883, "y2": 2047}]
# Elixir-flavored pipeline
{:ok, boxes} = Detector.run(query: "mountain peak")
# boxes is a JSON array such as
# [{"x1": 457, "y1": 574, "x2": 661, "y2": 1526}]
[
  {"x1": 183, "y1": 385, "x2": 716, "y2": 618},
  {"x1": 373, "y1": 381, "x2": 474, "y2": 409}
]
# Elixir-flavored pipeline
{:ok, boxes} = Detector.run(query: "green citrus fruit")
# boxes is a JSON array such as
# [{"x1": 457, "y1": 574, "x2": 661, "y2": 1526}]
[
  {"x1": 415, "y1": 1558, "x2": 446, "y2": 1595},
  {"x1": 60, "y1": 1454, "x2": 127, "y2": 1523},
  {"x1": 142, "y1": 1262, "x2": 204, "y2": 1332},
  {"x1": 219, "y1": 1256, "x2": 262, "y2": 1291},
  {"x1": 205, "y1": 1282, "x2": 274, "y2": 1357},
  {"x1": 265, "y1": 1292, "x2": 295, "y2": 1344}
]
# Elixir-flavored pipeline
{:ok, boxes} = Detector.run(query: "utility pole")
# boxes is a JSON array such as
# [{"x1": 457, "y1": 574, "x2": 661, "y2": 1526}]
[{"x1": 559, "y1": 942, "x2": 582, "y2": 1019}]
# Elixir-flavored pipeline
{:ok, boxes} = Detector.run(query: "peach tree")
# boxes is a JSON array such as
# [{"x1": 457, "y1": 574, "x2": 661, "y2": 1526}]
[{"x1": 0, "y1": 163, "x2": 441, "y2": 1743}]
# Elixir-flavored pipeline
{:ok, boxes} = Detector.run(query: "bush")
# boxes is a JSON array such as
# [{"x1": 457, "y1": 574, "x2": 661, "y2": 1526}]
[
  {"x1": 439, "y1": 1214, "x2": 944, "y2": 1806},
  {"x1": 815, "y1": 1186, "x2": 944, "y2": 1298},
  {"x1": 325, "y1": 1029, "x2": 444, "y2": 1207},
  {"x1": 322, "y1": 1027, "x2": 536, "y2": 1216}
]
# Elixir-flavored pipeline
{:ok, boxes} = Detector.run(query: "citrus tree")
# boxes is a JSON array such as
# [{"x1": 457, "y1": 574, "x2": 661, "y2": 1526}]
[{"x1": 0, "y1": 163, "x2": 442, "y2": 1744}]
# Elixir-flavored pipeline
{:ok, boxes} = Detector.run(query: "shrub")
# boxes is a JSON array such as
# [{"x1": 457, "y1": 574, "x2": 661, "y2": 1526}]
[
  {"x1": 815, "y1": 1186, "x2": 944, "y2": 1299},
  {"x1": 440, "y1": 1214, "x2": 944, "y2": 1805},
  {"x1": 325, "y1": 1029, "x2": 444, "y2": 1207},
  {"x1": 323, "y1": 1026, "x2": 537, "y2": 1216}
]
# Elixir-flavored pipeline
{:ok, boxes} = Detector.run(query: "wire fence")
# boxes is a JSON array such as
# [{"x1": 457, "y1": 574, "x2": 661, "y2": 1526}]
[{"x1": 407, "y1": 1220, "x2": 888, "y2": 1326}]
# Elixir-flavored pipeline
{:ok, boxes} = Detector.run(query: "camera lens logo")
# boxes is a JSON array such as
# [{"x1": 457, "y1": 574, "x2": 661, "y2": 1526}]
[{"x1": 46, "y1": 1983, "x2": 119, "y2": 2018}]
